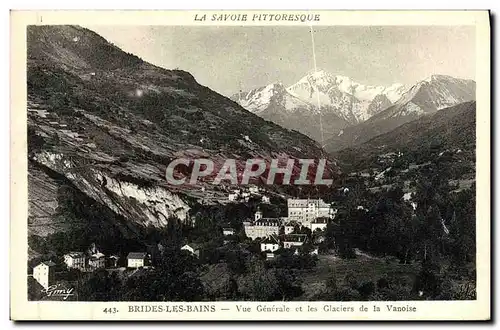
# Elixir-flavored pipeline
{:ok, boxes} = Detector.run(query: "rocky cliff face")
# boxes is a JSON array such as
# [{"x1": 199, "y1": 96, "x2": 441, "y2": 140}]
[{"x1": 33, "y1": 151, "x2": 191, "y2": 226}]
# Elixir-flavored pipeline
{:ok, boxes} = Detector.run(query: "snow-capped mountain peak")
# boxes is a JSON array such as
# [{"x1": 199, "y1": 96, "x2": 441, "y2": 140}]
[
  {"x1": 235, "y1": 82, "x2": 288, "y2": 114},
  {"x1": 232, "y1": 70, "x2": 475, "y2": 145},
  {"x1": 285, "y1": 71, "x2": 407, "y2": 123},
  {"x1": 370, "y1": 74, "x2": 476, "y2": 120},
  {"x1": 424, "y1": 74, "x2": 460, "y2": 83},
  {"x1": 232, "y1": 70, "x2": 410, "y2": 143},
  {"x1": 299, "y1": 69, "x2": 337, "y2": 90}
]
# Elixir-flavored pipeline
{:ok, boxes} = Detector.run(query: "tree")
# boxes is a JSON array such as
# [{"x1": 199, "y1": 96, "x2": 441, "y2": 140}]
[
  {"x1": 417, "y1": 206, "x2": 443, "y2": 262},
  {"x1": 358, "y1": 281, "x2": 375, "y2": 300},
  {"x1": 238, "y1": 261, "x2": 279, "y2": 301},
  {"x1": 325, "y1": 272, "x2": 338, "y2": 293},
  {"x1": 121, "y1": 250, "x2": 204, "y2": 301},
  {"x1": 162, "y1": 217, "x2": 184, "y2": 250},
  {"x1": 448, "y1": 186, "x2": 476, "y2": 267},
  {"x1": 77, "y1": 270, "x2": 122, "y2": 301},
  {"x1": 274, "y1": 269, "x2": 303, "y2": 300},
  {"x1": 413, "y1": 258, "x2": 443, "y2": 299}
]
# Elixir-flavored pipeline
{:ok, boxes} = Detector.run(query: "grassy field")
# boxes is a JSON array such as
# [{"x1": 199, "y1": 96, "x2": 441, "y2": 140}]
[{"x1": 298, "y1": 254, "x2": 420, "y2": 300}]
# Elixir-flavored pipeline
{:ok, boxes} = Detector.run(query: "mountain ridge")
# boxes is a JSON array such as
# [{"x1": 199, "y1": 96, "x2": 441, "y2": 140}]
[
  {"x1": 232, "y1": 70, "x2": 408, "y2": 142},
  {"x1": 234, "y1": 70, "x2": 475, "y2": 149},
  {"x1": 333, "y1": 101, "x2": 476, "y2": 173},
  {"x1": 325, "y1": 74, "x2": 476, "y2": 152},
  {"x1": 27, "y1": 25, "x2": 339, "y2": 243}
]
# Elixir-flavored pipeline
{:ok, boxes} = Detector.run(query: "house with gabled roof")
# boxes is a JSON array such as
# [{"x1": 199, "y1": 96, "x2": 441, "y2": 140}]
[
  {"x1": 63, "y1": 252, "x2": 86, "y2": 270},
  {"x1": 89, "y1": 252, "x2": 106, "y2": 269},
  {"x1": 108, "y1": 255, "x2": 120, "y2": 268},
  {"x1": 127, "y1": 252, "x2": 148, "y2": 268},
  {"x1": 282, "y1": 234, "x2": 308, "y2": 249},
  {"x1": 311, "y1": 217, "x2": 329, "y2": 232},
  {"x1": 181, "y1": 243, "x2": 201, "y2": 258},
  {"x1": 260, "y1": 234, "x2": 280, "y2": 252},
  {"x1": 33, "y1": 260, "x2": 56, "y2": 289}
]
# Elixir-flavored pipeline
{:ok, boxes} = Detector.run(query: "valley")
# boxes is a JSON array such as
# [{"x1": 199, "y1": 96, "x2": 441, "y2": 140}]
[{"x1": 26, "y1": 25, "x2": 477, "y2": 303}]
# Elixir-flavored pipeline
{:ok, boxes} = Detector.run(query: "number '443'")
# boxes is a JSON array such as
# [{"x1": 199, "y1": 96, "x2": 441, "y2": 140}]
[{"x1": 103, "y1": 308, "x2": 118, "y2": 314}]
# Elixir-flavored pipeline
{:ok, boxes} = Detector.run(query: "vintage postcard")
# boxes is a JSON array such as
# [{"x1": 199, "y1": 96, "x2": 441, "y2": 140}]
[{"x1": 10, "y1": 10, "x2": 490, "y2": 321}]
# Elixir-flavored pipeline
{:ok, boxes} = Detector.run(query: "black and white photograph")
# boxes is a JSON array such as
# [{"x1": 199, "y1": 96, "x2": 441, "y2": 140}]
[{"x1": 10, "y1": 9, "x2": 490, "y2": 321}]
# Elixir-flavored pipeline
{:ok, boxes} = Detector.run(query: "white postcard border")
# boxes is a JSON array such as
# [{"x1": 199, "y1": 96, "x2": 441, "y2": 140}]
[{"x1": 10, "y1": 10, "x2": 491, "y2": 321}]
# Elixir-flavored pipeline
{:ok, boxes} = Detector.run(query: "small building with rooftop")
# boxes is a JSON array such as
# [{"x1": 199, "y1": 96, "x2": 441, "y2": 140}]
[
  {"x1": 222, "y1": 228, "x2": 235, "y2": 236},
  {"x1": 33, "y1": 260, "x2": 56, "y2": 290},
  {"x1": 127, "y1": 252, "x2": 147, "y2": 268},
  {"x1": 181, "y1": 243, "x2": 201, "y2": 258},
  {"x1": 63, "y1": 252, "x2": 86, "y2": 270},
  {"x1": 88, "y1": 252, "x2": 106, "y2": 269},
  {"x1": 260, "y1": 234, "x2": 280, "y2": 252},
  {"x1": 282, "y1": 234, "x2": 308, "y2": 249},
  {"x1": 311, "y1": 217, "x2": 329, "y2": 232}
]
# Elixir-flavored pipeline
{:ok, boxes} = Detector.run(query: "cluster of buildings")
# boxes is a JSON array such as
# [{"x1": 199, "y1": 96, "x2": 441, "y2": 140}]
[
  {"x1": 242, "y1": 198, "x2": 335, "y2": 240},
  {"x1": 32, "y1": 244, "x2": 151, "y2": 290},
  {"x1": 378, "y1": 151, "x2": 403, "y2": 164},
  {"x1": 180, "y1": 232, "x2": 314, "y2": 262},
  {"x1": 63, "y1": 245, "x2": 113, "y2": 271},
  {"x1": 32, "y1": 199, "x2": 336, "y2": 290},
  {"x1": 259, "y1": 233, "x2": 318, "y2": 260},
  {"x1": 260, "y1": 233, "x2": 308, "y2": 251},
  {"x1": 234, "y1": 198, "x2": 335, "y2": 259},
  {"x1": 228, "y1": 185, "x2": 270, "y2": 203}
]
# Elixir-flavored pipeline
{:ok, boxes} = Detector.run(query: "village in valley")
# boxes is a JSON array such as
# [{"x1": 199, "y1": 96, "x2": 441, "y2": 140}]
[
  {"x1": 29, "y1": 141, "x2": 475, "y2": 302},
  {"x1": 30, "y1": 183, "x2": 339, "y2": 296},
  {"x1": 25, "y1": 25, "x2": 477, "y2": 302},
  {"x1": 28, "y1": 133, "x2": 476, "y2": 302}
]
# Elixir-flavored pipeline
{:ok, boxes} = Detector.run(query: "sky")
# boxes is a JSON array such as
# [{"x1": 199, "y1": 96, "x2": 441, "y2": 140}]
[{"x1": 86, "y1": 25, "x2": 476, "y2": 96}]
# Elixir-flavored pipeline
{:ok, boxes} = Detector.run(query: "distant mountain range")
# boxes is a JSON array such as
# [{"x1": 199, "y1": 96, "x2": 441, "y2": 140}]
[
  {"x1": 334, "y1": 101, "x2": 476, "y2": 172},
  {"x1": 232, "y1": 70, "x2": 407, "y2": 142},
  {"x1": 232, "y1": 71, "x2": 475, "y2": 150},
  {"x1": 325, "y1": 75, "x2": 476, "y2": 152}
]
